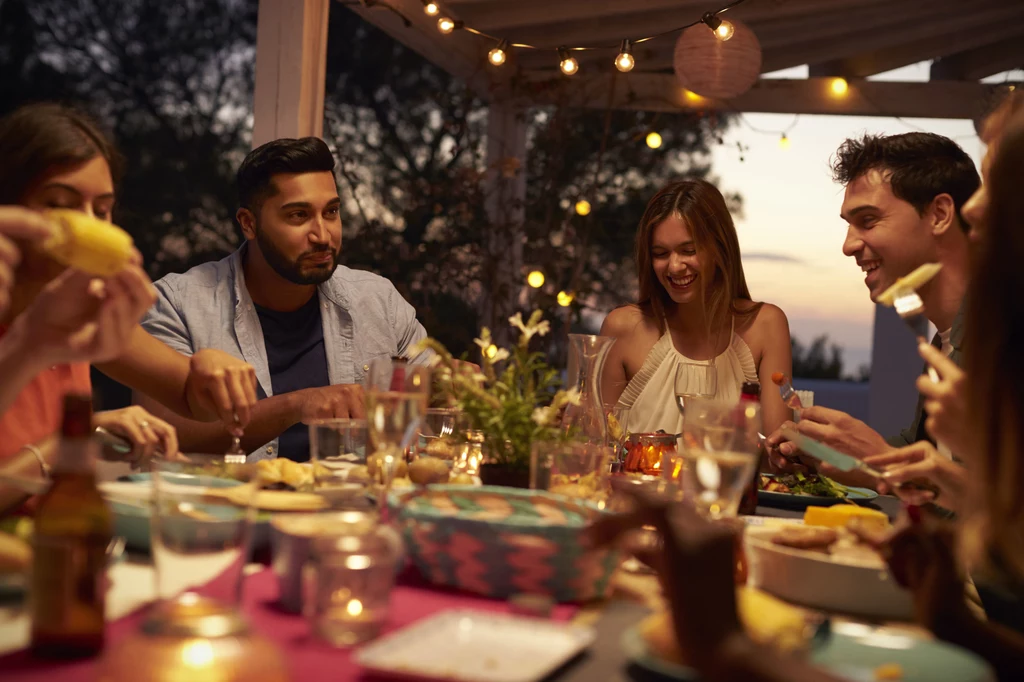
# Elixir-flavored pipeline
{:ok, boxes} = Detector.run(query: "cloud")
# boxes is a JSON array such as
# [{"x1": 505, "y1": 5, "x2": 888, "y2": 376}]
[{"x1": 742, "y1": 251, "x2": 805, "y2": 264}]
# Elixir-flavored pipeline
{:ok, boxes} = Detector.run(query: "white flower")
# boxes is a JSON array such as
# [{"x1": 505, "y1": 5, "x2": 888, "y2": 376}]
[
  {"x1": 531, "y1": 406, "x2": 557, "y2": 427},
  {"x1": 562, "y1": 388, "x2": 581, "y2": 406},
  {"x1": 490, "y1": 348, "x2": 510, "y2": 363},
  {"x1": 509, "y1": 312, "x2": 527, "y2": 335},
  {"x1": 509, "y1": 311, "x2": 551, "y2": 344}
]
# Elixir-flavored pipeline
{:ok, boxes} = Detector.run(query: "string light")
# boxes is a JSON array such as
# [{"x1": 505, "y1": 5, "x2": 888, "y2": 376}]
[
  {"x1": 575, "y1": 199, "x2": 591, "y2": 216},
  {"x1": 527, "y1": 270, "x2": 545, "y2": 288},
  {"x1": 422, "y1": 1, "x2": 439, "y2": 16},
  {"x1": 437, "y1": 16, "x2": 458, "y2": 34},
  {"x1": 485, "y1": 344, "x2": 499, "y2": 359},
  {"x1": 700, "y1": 12, "x2": 734, "y2": 41},
  {"x1": 646, "y1": 131, "x2": 663, "y2": 149},
  {"x1": 830, "y1": 77, "x2": 849, "y2": 96},
  {"x1": 557, "y1": 291, "x2": 575, "y2": 307},
  {"x1": 558, "y1": 47, "x2": 579, "y2": 76},
  {"x1": 779, "y1": 133, "x2": 790, "y2": 150},
  {"x1": 488, "y1": 39, "x2": 509, "y2": 66},
  {"x1": 614, "y1": 39, "x2": 635, "y2": 73}
]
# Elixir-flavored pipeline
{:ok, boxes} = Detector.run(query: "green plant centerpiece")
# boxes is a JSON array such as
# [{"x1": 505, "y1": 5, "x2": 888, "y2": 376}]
[{"x1": 413, "y1": 311, "x2": 579, "y2": 487}]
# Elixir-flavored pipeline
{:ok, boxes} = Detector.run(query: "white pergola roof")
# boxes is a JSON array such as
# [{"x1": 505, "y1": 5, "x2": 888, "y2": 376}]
[{"x1": 346, "y1": 0, "x2": 1024, "y2": 120}]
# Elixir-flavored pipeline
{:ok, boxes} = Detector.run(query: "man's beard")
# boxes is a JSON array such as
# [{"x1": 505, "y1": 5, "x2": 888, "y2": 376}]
[{"x1": 254, "y1": 222, "x2": 340, "y2": 286}]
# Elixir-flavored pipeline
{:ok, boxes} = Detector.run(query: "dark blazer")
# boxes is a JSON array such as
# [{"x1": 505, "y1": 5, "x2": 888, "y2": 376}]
[{"x1": 886, "y1": 302, "x2": 965, "y2": 448}]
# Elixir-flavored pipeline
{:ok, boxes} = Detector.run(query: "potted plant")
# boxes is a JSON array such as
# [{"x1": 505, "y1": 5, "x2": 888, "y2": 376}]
[{"x1": 414, "y1": 311, "x2": 579, "y2": 488}]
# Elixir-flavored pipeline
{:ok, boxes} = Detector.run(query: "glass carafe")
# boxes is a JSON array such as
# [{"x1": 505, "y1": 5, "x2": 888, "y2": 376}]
[{"x1": 563, "y1": 334, "x2": 616, "y2": 446}]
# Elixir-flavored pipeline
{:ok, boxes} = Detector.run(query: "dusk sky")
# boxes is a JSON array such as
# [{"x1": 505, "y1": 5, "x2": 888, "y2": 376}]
[{"x1": 710, "y1": 62, "x2": 1000, "y2": 371}]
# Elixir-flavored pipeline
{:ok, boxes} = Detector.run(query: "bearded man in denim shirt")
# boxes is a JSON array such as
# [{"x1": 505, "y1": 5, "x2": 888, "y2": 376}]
[{"x1": 137, "y1": 137, "x2": 430, "y2": 462}]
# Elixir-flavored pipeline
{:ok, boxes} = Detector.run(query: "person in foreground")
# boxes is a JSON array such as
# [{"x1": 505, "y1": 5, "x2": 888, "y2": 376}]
[
  {"x1": 766, "y1": 132, "x2": 979, "y2": 481},
  {"x1": 590, "y1": 103, "x2": 1024, "y2": 682},
  {"x1": 600, "y1": 178, "x2": 792, "y2": 437},
  {"x1": 0, "y1": 103, "x2": 257, "y2": 510},
  {"x1": 139, "y1": 137, "x2": 432, "y2": 461}
]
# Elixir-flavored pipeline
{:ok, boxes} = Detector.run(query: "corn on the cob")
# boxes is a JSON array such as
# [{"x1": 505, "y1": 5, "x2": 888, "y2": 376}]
[
  {"x1": 876, "y1": 262, "x2": 943, "y2": 307},
  {"x1": 42, "y1": 209, "x2": 134, "y2": 277}
]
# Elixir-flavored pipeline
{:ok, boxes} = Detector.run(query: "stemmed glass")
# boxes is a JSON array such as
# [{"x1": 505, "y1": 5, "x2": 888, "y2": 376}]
[
  {"x1": 669, "y1": 397, "x2": 761, "y2": 520},
  {"x1": 674, "y1": 361, "x2": 717, "y2": 418},
  {"x1": 365, "y1": 358, "x2": 430, "y2": 518}
]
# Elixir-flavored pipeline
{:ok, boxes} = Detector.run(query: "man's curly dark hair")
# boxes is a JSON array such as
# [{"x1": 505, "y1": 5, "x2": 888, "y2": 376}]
[{"x1": 831, "y1": 132, "x2": 980, "y2": 232}]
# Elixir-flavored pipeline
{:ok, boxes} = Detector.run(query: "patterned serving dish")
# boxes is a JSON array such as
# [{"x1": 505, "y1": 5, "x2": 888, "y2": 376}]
[{"x1": 390, "y1": 485, "x2": 620, "y2": 603}]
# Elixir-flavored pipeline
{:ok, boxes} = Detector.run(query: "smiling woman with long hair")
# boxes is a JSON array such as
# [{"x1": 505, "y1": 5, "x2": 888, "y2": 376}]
[{"x1": 600, "y1": 178, "x2": 792, "y2": 437}]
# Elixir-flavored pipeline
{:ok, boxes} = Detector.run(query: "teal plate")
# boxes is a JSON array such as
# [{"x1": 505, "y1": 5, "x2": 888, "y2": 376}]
[
  {"x1": 758, "y1": 475, "x2": 878, "y2": 510},
  {"x1": 112, "y1": 473, "x2": 271, "y2": 552},
  {"x1": 622, "y1": 623, "x2": 994, "y2": 682}
]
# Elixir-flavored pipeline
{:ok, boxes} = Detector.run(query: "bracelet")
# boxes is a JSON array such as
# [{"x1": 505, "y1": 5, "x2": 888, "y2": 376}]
[{"x1": 21, "y1": 443, "x2": 51, "y2": 479}]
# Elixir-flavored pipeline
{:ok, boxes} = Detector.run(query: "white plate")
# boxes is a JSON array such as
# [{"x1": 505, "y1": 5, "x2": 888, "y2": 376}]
[
  {"x1": 354, "y1": 610, "x2": 595, "y2": 682},
  {"x1": 745, "y1": 526, "x2": 914, "y2": 620}
]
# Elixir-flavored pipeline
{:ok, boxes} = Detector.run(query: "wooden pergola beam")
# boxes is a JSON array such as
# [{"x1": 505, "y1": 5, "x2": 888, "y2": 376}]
[
  {"x1": 931, "y1": 35, "x2": 1024, "y2": 80},
  {"x1": 519, "y1": 73, "x2": 1005, "y2": 120}
]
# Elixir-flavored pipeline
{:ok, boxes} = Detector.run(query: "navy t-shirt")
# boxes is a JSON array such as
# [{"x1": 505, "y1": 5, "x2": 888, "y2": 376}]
[{"x1": 254, "y1": 295, "x2": 330, "y2": 462}]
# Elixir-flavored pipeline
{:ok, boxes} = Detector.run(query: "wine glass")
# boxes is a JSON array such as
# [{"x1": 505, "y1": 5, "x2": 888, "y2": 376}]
[
  {"x1": 364, "y1": 358, "x2": 430, "y2": 517},
  {"x1": 674, "y1": 361, "x2": 718, "y2": 419},
  {"x1": 669, "y1": 397, "x2": 760, "y2": 520}
]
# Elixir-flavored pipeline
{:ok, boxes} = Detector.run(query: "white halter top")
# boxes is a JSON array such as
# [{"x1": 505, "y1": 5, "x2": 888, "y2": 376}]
[{"x1": 615, "y1": 320, "x2": 758, "y2": 435}]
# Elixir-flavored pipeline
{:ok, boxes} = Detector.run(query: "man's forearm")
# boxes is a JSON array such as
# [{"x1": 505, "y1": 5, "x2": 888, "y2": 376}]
[
  {"x1": 135, "y1": 390, "x2": 302, "y2": 454},
  {"x1": 96, "y1": 326, "x2": 195, "y2": 419}
]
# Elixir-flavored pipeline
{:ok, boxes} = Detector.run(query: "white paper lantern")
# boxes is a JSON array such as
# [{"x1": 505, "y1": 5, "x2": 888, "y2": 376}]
[{"x1": 673, "y1": 19, "x2": 762, "y2": 100}]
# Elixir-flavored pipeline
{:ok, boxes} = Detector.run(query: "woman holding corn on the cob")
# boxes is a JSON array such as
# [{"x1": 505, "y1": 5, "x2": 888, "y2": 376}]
[{"x1": 0, "y1": 104, "x2": 258, "y2": 499}]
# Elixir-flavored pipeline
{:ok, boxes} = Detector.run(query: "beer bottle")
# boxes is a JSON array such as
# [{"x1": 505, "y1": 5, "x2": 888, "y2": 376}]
[{"x1": 30, "y1": 393, "x2": 112, "y2": 658}]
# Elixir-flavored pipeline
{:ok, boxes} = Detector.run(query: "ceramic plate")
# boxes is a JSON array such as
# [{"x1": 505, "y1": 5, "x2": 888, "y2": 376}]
[
  {"x1": 355, "y1": 610, "x2": 595, "y2": 682},
  {"x1": 622, "y1": 621, "x2": 994, "y2": 682},
  {"x1": 758, "y1": 475, "x2": 878, "y2": 510}
]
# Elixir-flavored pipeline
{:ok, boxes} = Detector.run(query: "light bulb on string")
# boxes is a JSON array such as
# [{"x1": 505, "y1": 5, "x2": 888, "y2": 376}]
[
  {"x1": 557, "y1": 291, "x2": 575, "y2": 307},
  {"x1": 779, "y1": 133, "x2": 790, "y2": 150},
  {"x1": 700, "y1": 12, "x2": 734, "y2": 41},
  {"x1": 646, "y1": 131, "x2": 663, "y2": 149},
  {"x1": 437, "y1": 17, "x2": 457, "y2": 34},
  {"x1": 485, "y1": 344, "x2": 498, "y2": 359},
  {"x1": 575, "y1": 199, "x2": 591, "y2": 216},
  {"x1": 488, "y1": 40, "x2": 509, "y2": 66},
  {"x1": 423, "y1": 1, "x2": 439, "y2": 16},
  {"x1": 830, "y1": 77, "x2": 849, "y2": 96},
  {"x1": 558, "y1": 47, "x2": 579, "y2": 76},
  {"x1": 614, "y1": 39, "x2": 635, "y2": 73},
  {"x1": 527, "y1": 270, "x2": 545, "y2": 288}
]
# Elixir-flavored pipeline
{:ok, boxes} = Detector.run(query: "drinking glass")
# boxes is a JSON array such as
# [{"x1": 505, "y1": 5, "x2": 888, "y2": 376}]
[
  {"x1": 674, "y1": 361, "x2": 718, "y2": 418},
  {"x1": 415, "y1": 407, "x2": 460, "y2": 460},
  {"x1": 365, "y1": 358, "x2": 430, "y2": 516},
  {"x1": 530, "y1": 441, "x2": 612, "y2": 505},
  {"x1": 307, "y1": 418, "x2": 373, "y2": 509},
  {"x1": 668, "y1": 397, "x2": 760, "y2": 520},
  {"x1": 150, "y1": 459, "x2": 254, "y2": 604}
]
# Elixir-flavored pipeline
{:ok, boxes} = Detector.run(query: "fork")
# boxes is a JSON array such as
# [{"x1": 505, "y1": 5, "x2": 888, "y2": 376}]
[
  {"x1": 224, "y1": 413, "x2": 247, "y2": 464},
  {"x1": 891, "y1": 290, "x2": 940, "y2": 382}
]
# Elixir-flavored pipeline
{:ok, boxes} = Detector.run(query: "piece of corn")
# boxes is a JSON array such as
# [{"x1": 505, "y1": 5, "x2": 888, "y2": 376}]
[
  {"x1": 803, "y1": 504, "x2": 890, "y2": 533},
  {"x1": 876, "y1": 263, "x2": 943, "y2": 306},
  {"x1": 43, "y1": 209, "x2": 134, "y2": 277}
]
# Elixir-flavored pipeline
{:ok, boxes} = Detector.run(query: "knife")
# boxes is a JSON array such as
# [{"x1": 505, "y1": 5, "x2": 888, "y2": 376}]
[{"x1": 780, "y1": 428, "x2": 884, "y2": 479}]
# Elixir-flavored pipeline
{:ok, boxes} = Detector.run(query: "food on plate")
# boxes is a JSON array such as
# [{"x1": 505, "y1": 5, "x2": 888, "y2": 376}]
[
  {"x1": 256, "y1": 458, "x2": 329, "y2": 490},
  {"x1": 0, "y1": 531, "x2": 31, "y2": 574},
  {"x1": 876, "y1": 262, "x2": 943, "y2": 307},
  {"x1": 803, "y1": 504, "x2": 890, "y2": 533},
  {"x1": 367, "y1": 453, "x2": 408, "y2": 480},
  {"x1": 874, "y1": 663, "x2": 904, "y2": 680},
  {"x1": 43, "y1": 209, "x2": 135, "y2": 276},
  {"x1": 408, "y1": 456, "x2": 451, "y2": 485},
  {"x1": 770, "y1": 525, "x2": 839, "y2": 551},
  {"x1": 423, "y1": 438, "x2": 458, "y2": 460},
  {"x1": 450, "y1": 473, "x2": 475, "y2": 485},
  {"x1": 640, "y1": 587, "x2": 810, "y2": 666},
  {"x1": 549, "y1": 472, "x2": 606, "y2": 503},
  {"x1": 760, "y1": 473, "x2": 851, "y2": 499}
]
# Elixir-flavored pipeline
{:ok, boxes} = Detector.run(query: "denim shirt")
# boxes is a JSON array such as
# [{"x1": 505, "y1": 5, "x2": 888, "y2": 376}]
[{"x1": 141, "y1": 243, "x2": 429, "y2": 461}]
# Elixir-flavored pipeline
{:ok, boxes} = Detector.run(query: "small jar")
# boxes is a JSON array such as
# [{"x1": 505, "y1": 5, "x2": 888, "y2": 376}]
[
  {"x1": 301, "y1": 514, "x2": 402, "y2": 647},
  {"x1": 98, "y1": 593, "x2": 287, "y2": 682},
  {"x1": 623, "y1": 432, "x2": 677, "y2": 475}
]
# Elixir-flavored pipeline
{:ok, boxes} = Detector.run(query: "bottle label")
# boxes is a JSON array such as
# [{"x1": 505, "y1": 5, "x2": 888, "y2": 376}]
[{"x1": 31, "y1": 534, "x2": 107, "y2": 631}]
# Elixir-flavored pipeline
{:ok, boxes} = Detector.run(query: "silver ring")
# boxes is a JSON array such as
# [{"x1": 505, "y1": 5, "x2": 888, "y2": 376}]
[
  {"x1": 233, "y1": 412, "x2": 240, "y2": 424},
  {"x1": 139, "y1": 420, "x2": 151, "y2": 429}
]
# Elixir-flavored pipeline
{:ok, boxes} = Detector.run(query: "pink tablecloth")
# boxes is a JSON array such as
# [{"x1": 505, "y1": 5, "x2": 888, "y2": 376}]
[{"x1": 3, "y1": 567, "x2": 578, "y2": 681}]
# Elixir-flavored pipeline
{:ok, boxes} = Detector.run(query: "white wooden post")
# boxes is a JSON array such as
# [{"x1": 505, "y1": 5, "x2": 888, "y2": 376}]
[
  {"x1": 867, "y1": 304, "x2": 927, "y2": 437},
  {"x1": 251, "y1": 0, "x2": 330, "y2": 148}
]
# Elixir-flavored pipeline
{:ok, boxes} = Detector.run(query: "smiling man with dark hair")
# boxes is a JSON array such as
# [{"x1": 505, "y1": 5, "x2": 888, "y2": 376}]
[{"x1": 138, "y1": 137, "x2": 431, "y2": 462}]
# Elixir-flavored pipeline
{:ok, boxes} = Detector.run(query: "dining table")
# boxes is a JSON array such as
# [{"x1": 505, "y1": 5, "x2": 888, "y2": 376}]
[{"x1": 0, "y1": 490, "x2": 951, "y2": 682}]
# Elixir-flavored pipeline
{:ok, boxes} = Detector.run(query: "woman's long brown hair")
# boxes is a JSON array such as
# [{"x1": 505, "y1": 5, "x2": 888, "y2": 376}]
[
  {"x1": 634, "y1": 178, "x2": 759, "y2": 339},
  {"x1": 963, "y1": 94, "x2": 1024, "y2": 578}
]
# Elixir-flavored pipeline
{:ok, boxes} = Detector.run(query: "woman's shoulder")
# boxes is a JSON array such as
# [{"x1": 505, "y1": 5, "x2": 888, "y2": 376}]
[
  {"x1": 600, "y1": 304, "x2": 660, "y2": 338},
  {"x1": 734, "y1": 300, "x2": 789, "y2": 338}
]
